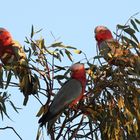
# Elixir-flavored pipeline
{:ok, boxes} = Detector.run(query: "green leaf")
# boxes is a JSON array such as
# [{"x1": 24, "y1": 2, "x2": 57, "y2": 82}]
[
  {"x1": 94, "y1": 55, "x2": 104, "y2": 59},
  {"x1": 59, "y1": 50, "x2": 64, "y2": 57},
  {"x1": 3, "y1": 92, "x2": 8, "y2": 101},
  {"x1": 117, "y1": 24, "x2": 129, "y2": 29},
  {"x1": 130, "y1": 19, "x2": 139, "y2": 32},
  {"x1": 36, "y1": 105, "x2": 46, "y2": 117},
  {"x1": 51, "y1": 42, "x2": 63, "y2": 47},
  {"x1": 130, "y1": 33, "x2": 139, "y2": 44},
  {"x1": 65, "y1": 49, "x2": 73, "y2": 62},
  {"x1": 0, "y1": 109, "x2": 3, "y2": 120},
  {"x1": 36, "y1": 105, "x2": 48, "y2": 117},
  {"x1": 9, "y1": 101, "x2": 20, "y2": 113},
  {"x1": 66, "y1": 46, "x2": 76, "y2": 49},
  {"x1": 34, "y1": 74, "x2": 40, "y2": 90},
  {"x1": 122, "y1": 36, "x2": 130, "y2": 43},
  {"x1": 31, "y1": 25, "x2": 34, "y2": 38},
  {"x1": 5, "y1": 71, "x2": 12, "y2": 89},
  {"x1": 37, "y1": 38, "x2": 45, "y2": 49},
  {"x1": 54, "y1": 75, "x2": 66, "y2": 80},
  {"x1": 31, "y1": 42, "x2": 37, "y2": 52},
  {"x1": 27, "y1": 47, "x2": 32, "y2": 59},
  {"x1": 124, "y1": 27, "x2": 135, "y2": 35},
  {"x1": 123, "y1": 28, "x2": 139, "y2": 43},
  {"x1": 54, "y1": 65, "x2": 66, "y2": 70},
  {"x1": 36, "y1": 128, "x2": 41, "y2": 140},
  {"x1": 35, "y1": 28, "x2": 43, "y2": 34},
  {"x1": 56, "y1": 53, "x2": 62, "y2": 61},
  {"x1": 1, "y1": 102, "x2": 11, "y2": 119},
  {"x1": 122, "y1": 36, "x2": 138, "y2": 47},
  {"x1": 135, "y1": 18, "x2": 140, "y2": 24},
  {"x1": 24, "y1": 37, "x2": 30, "y2": 44},
  {"x1": 0, "y1": 68, "x2": 3, "y2": 88},
  {"x1": 23, "y1": 45, "x2": 30, "y2": 53}
]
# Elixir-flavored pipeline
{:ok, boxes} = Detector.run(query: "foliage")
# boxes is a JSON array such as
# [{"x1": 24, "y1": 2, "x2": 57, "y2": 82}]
[{"x1": 1, "y1": 15, "x2": 140, "y2": 140}]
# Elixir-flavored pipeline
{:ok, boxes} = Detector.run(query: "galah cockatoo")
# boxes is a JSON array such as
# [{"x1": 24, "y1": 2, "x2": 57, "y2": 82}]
[
  {"x1": 94, "y1": 26, "x2": 139, "y2": 67},
  {"x1": 0, "y1": 28, "x2": 39, "y2": 105},
  {"x1": 38, "y1": 63, "x2": 86, "y2": 127}
]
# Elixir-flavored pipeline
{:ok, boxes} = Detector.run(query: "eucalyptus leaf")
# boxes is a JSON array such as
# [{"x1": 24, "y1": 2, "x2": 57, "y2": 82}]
[{"x1": 130, "y1": 19, "x2": 139, "y2": 32}]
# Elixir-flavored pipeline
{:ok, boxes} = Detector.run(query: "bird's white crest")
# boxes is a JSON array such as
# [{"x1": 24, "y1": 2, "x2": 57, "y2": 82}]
[
  {"x1": 0, "y1": 28, "x2": 6, "y2": 31},
  {"x1": 94, "y1": 26, "x2": 109, "y2": 34},
  {"x1": 70, "y1": 63, "x2": 84, "y2": 71},
  {"x1": 0, "y1": 28, "x2": 10, "y2": 35}
]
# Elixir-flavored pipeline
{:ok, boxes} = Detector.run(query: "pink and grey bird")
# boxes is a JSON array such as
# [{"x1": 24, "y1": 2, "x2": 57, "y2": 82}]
[
  {"x1": 0, "y1": 28, "x2": 39, "y2": 105},
  {"x1": 38, "y1": 63, "x2": 86, "y2": 127},
  {"x1": 94, "y1": 26, "x2": 139, "y2": 67}
]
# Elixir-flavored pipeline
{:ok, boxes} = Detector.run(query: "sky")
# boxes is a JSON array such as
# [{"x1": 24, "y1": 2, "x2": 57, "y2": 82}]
[{"x1": 0, "y1": 0, "x2": 140, "y2": 140}]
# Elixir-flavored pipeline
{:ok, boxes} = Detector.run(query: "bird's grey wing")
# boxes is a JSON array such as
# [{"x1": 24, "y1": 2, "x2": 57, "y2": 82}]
[{"x1": 50, "y1": 79, "x2": 82, "y2": 115}]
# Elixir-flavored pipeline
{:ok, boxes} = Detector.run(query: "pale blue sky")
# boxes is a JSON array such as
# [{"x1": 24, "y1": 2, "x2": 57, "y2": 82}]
[{"x1": 0, "y1": 0, "x2": 140, "y2": 139}]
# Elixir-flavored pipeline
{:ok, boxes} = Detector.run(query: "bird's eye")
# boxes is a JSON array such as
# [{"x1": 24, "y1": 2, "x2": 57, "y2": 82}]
[
  {"x1": 6, "y1": 37, "x2": 9, "y2": 40},
  {"x1": 100, "y1": 29, "x2": 106, "y2": 33},
  {"x1": 74, "y1": 69, "x2": 79, "y2": 72}
]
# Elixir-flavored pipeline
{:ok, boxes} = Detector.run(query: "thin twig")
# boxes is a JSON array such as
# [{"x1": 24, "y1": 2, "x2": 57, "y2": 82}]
[
  {"x1": 69, "y1": 115, "x2": 84, "y2": 140},
  {"x1": 0, "y1": 126, "x2": 22, "y2": 140},
  {"x1": 33, "y1": 95, "x2": 44, "y2": 105},
  {"x1": 56, "y1": 117, "x2": 67, "y2": 140},
  {"x1": 118, "y1": 12, "x2": 139, "y2": 41}
]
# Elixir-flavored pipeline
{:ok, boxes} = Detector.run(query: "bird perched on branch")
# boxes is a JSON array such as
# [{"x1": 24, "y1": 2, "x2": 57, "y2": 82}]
[
  {"x1": 94, "y1": 25, "x2": 140, "y2": 68},
  {"x1": 0, "y1": 28, "x2": 39, "y2": 105},
  {"x1": 38, "y1": 63, "x2": 86, "y2": 129}
]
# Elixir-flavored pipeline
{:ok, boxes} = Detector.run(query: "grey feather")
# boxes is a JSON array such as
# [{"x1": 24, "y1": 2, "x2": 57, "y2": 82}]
[{"x1": 49, "y1": 78, "x2": 82, "y2": 115}]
